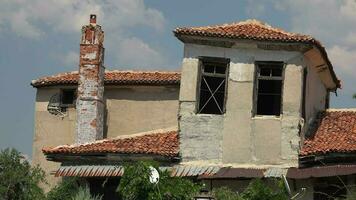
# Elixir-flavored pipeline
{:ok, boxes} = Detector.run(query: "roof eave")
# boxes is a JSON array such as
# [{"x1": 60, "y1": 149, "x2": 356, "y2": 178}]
[
  {"x1": 44, "y1": 152, "x2": 181, "y2": 163},
  {"x1": 174, "y1": 33, "x2": 340, "y2": 90}
]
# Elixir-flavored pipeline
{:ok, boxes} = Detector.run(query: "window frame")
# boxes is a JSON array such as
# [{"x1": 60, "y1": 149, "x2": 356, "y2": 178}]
[
  {"x1": 253, "y1": 61, "x2": 285, "y2": 117},
  {"x1": 196, "y1": 57, "x2": 230, "y2": 115},
  {"x1": 60, "y1": 88, "x2": 77, "y2": 108}
]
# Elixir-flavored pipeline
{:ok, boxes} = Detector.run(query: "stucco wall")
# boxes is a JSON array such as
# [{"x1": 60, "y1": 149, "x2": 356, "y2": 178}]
[
  {"x1": 105, "y1": 86, "x2": 179, "y2": 137},
  {"x1": 32, "y1": 87, "x2": 77, "y2": 191},
  {"x1": 179, "y1": 43, "x2": 304, "y2": 167},
  {"x1": 32, "y1": 85, "x2": 179, "y2": 190},
  {"x1": 304, "y1": 56, "x2": 327, "y2": 134}
]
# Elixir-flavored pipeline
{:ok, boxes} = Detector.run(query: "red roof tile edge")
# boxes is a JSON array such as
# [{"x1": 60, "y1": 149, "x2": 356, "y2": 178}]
[
  {"x1": 300, "y1": 109, "x2": 356, "y2": 156},
  {"x1": 42, "y1": 130, "x2": 179, "y2": 158},
  {"x1": 31, "y1": 70, "x2": 181, "y2": 88},
  {"x1": 173, "y1": 19, "x2": 340, "y2": 89}
]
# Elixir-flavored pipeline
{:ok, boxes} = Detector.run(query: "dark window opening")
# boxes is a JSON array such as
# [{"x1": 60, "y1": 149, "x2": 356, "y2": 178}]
[
  {"x1": 198, "y1": 59, "x2": 228, "y2": 115},
  {"x1": 255, "y1": 62, "x2": 284, "y2": 116},
  {"x1": 61, "y1": 89, "x2": 76, "y2": 106},
  {"x1": 89, "y1": 178, "x2": 121, "y2": 200}
]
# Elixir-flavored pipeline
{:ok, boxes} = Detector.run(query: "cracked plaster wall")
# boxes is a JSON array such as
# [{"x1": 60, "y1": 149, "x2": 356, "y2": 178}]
[{"x1": 179, "y1": 43, "x2": 308, "y2": 167}]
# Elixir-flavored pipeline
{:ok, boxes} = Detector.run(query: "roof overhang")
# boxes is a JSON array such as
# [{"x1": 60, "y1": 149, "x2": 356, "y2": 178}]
[
  {"x1": 175, "y1": 34, "x2": 340, "y2": 91},
  {"x1": 52, "y1": 164, "x2": 220, "y2": 178},
  {"x1": 50, "y1": 164, "x2": 356, "y2": 179},
  {"x1": 45, "y1": 152, "x2": 180, "y2": 163}
]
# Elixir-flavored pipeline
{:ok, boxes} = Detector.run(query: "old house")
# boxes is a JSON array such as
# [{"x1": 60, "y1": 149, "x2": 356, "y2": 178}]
[{"x1": 32, "y1": 15, "x2": 356, "y2": 199}]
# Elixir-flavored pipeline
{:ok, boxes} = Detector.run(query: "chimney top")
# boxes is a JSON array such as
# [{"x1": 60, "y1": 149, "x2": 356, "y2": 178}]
[{"x1": 90, "y1": 14, "x2": 97, "y2": 25}]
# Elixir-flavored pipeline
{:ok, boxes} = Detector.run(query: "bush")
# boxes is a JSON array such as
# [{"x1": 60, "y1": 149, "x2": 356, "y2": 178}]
[
  {"x1": 117, "y1": 161, "x2": 201, "y2": 200},
  {"x1": 46, "y1": 177, "x2": 81, "y2": 200},
  {"x1": 0, "y1": 148, "x2": 46, "y2": 200},
  {"x1": 240, "y1": 179, "x2": 288, "y2": 200},
  {"x1": 213, "y1": 179, "x2": 289, "y2": 200},
  {"x1": 212, "y1": 186, "x2": 242, "y2": 200},
  {"x1": 71, "y1": 186, "x2": 102, "y2": 200}
]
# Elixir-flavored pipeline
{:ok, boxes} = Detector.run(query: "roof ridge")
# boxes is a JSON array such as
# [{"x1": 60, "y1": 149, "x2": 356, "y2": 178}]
[{"x1": 176, "y1": 19, "x2": 311, "y2": 38}]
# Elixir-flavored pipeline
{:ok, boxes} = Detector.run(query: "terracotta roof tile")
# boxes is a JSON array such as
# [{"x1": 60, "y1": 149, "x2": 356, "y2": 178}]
[
  {"x1": 31, "y1": 70, "x2": 180, "y2": 87},
  {"x1": 174, "y1": 19, "x2": 314, "y2": 43},
  {"x1": 300, "y1": 109, "x2": 356, "y2": 156},
  {"x1": 174, "y1": 19, "x2": 340, "y2": 88},
  {"x1": 42, "y1": 131, "x2": 179, "y2": 157}
]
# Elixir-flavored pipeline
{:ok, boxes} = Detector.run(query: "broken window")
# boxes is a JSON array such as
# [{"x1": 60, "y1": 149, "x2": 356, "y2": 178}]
[
  {"x1": 197, "y1": 58, "x2": 229, "y2": 115},
  {"x1": 60, "y1": 89, "x2": 76, "y2": 107},
  {"x1": 254, "y1": 62, "x2": 284, "y2": 116}
]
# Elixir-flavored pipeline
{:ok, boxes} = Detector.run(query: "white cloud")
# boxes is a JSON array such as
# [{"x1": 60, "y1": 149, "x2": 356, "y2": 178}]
[
  {"x1": 114, "y1": 37, "x2": 167, "y2": 69},
  {"x1": 0, "y1": 0, "x2": 165, "y2": 37},
  {"x1": 0, "y1": 0, "x2": 168, "y2": 68},
  {"x1": 62, "y1": 51, "x2": 79, "y2": 68},
  {"x1": 246, "y1": 0, "x2": 266, "y2": 17},
  {"x1": 328, "y1": 46, "x2": 356, "y2": 78}
]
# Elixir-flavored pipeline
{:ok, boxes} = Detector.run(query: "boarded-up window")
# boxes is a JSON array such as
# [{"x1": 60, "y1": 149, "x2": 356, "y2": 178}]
[
  {"x1": 255, "y1": 62, "x2": 284, "y2": 116},
  {"x1": 197, "y1": 58, "x2": 229, "y2": 115}
]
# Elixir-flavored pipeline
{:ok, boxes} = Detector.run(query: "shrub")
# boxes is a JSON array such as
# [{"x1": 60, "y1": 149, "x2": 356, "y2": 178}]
[
  {"x1": 46, "y1": 177, "x2": 81, "y2": 200},
  {"x1": 71, "y1": 186, "x2": 102, "y2": 200},
  {"x1": 212, "y1": 186, "x2": 242, "y2": 200},
  {"x1": 240, "y1": 179, "x2": 288, "y2": 200},
  {"x1": 213, "y1": 179, "x2": 288, "y2": 200},
  {"x1": 0, "y1": 148, "x2": 46, "y2": 200},
  {"x1": 117, "y1": 161, "x2": 201, "y2": 200}
]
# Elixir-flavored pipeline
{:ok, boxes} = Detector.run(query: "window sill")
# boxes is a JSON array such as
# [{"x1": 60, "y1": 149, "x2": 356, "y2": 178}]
[
  {"x1": 252, "y1": 115, "x2": 282, "y2": 120},
  {"x1": 195, "y1": 113, "x2": 225, "y2": 117}
]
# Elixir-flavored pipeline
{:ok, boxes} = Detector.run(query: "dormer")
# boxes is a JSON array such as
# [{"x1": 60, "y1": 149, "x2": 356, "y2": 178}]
[{"x1": 174, "y1": 19, "x2": 340, "y2": 168}]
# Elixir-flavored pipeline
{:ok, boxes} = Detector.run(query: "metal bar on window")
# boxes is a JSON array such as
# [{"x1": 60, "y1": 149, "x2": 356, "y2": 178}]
[{"x1": 198, "y1": 77, "x2": 225, "y2": 114}]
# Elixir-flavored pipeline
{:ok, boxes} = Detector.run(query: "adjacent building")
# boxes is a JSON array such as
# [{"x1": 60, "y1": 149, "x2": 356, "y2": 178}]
[{"x1": 32, "y1": 16, "x2": 356, "y2": 199}]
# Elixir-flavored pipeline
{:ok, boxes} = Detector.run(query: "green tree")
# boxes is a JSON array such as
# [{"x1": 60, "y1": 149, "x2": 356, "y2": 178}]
[
  {"x1": 353, "y1": 93, "x2": 356, "y2": 99},
  {"x1": 46, "y1": 178, "x2": 81, "y2": 200},
  {"x1": 0, "y1": 148, "x2": 46, "y2": 200},
  {"x1": 71, "y1": 186, "x2": 102, "y2": 200},
  {"x1": 213, "y1": 186, "x2": 242, "y2": 200},
  {"x1": 212, "y1": 179, "x2": 288, "y2": 200},
  {"x1": 117, "y1": 161, "x2": 201, "y2": 200},
  {"x1": 240, "y1": 179, "x2": 288, "y2": 200}
]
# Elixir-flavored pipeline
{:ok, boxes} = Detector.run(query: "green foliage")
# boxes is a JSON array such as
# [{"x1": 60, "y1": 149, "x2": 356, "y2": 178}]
[
  {"x1": 71, "y1": 186, "x2": 102, "y2": 200},
  {"x1": 213, "y1": 179, "x2": 288, "y2": 200},
  {"x1": 212, "y1": 186, "x2": 242, "y2": 200},
  {"x1": 117, "y1": 161, "x2": 201, "y2": 200},
  {"x1": 46, "y1": 177, "x2": 81, "y2": 200},
  {"x1": 150, "y1": 170, "x2": 201, "y2": 200},
  {"x1": 240, "y1": 179, "x2": 288, "y2": 200},
  {"x1": 0, "y1": 148, "x2": 46, "y2": 200},
  {"x1": 353, "y1": 93, "x2": 356, "y2": 99}
]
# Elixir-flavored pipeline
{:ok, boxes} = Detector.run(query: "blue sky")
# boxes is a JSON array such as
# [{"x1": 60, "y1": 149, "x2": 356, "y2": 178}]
[{"x1": 0, "y1": 0, "x2": 355, "y2": 157}]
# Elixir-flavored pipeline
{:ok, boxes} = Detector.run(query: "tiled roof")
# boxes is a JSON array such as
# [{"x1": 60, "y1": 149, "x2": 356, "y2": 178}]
[
  {"x1": 42, "y1": 131, "x2": 179, "y2": 158},
  {"x1": 174, "y1": 19, "x2": 314, "y2": 43},
  {"x1": 300, "y1": 109, "x2": 356, "y2": 156},
  {"x1": 31, "y1": 70, "x2": 180, "y2": 87},
  {"x1": 174, "y1": 19, "x2": 340, "y2": 88}
]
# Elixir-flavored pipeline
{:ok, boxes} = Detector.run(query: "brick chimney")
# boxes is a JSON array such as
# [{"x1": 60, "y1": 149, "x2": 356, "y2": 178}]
[{"x1": 76, "y1": 14, "x2": 105, "y2": 144}]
